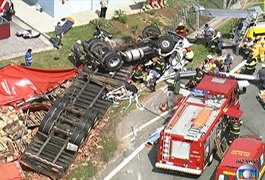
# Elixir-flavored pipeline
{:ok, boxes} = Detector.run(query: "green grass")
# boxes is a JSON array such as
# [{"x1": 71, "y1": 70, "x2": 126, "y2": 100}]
[
  {"x1": 97, "y1": 135, "x2": 118, "y2": 162},
  {"x1": 0, "y1": 24, "x2": 95, "y2": 69},
  {"x1": 66, "y1": 162, "x2": 97, "y2": 180},
  {"x1": 217, "y1": 18, "x2": 238, "y2": 39}
]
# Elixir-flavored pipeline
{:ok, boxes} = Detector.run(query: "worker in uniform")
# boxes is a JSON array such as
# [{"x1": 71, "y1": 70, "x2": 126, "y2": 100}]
[
  {"x1": 212, "y1": 31, "x2": 223, "y2": 56},
  {"x1": 258, "y1": 64, "x2": 265, "y2": 89},
  {"x1": 173, "y1": 71, "x2": 181, "y2": 95},
  {"x1": 259, "y1": 41, "x2": 265, "y2": 62},
  {"x1": 184, "y1": 47, "x2": 194, "y2": 63},
  {"x1": 71, "y1": 40, "x2": 84, "y2": 66},
  {"x1": 224, "y1": 52, "x2": 234, "y2": 73},
  {"x1": 144, "y1": 69, "x2": 160, "y2": 92},
  {"x1": 202, "y1": 24, "x2": 214, "y2": 47},
  {"x1": 146, "y1": 57, "x2": 165, "y2": 75},
  {"x1": 132, "y1": 65, "x2": 145, "y2": 83},
  {"x1": 185, "y1": 68, "x2": 204, "y2": 89},
  {"x1": 175, "y1": 22, "x2": 189, "y2": 37},
  {"x1": 244, "y1": 57, "x2": 257, "y2": 75},
  {"x1": 227, "y1": 118, "x2": 243, "y2": 145},
  {"x1": 201, "y1": 59, "x2": 210, "y2": 74}
]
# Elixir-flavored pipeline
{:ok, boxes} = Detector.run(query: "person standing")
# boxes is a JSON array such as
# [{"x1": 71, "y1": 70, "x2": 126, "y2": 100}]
[
  {"x1": 25, "y1": 49, "x2": 33, "y2": 67},
  {"x1": 244, "y1": 58, "x2": 257, "y2": 75},
  {"x1": 99, "y1": 0, "x2": 109, "y2": 18},
  {"x1": 173, "y1": 71, "x2": 181, "y2": 95},
  {"x1": 175, "y1": 22, "x2": 189, "y2": 37},
  {"x1": 257, "y1": 64, "x2": 265, "y2": 89},
  {"x1": 202, "y1": 24, "x2": 214, "y2": 47},
  {"x1": 224, "y1": 52, "x2": 234, "y2": 72},
  {"x1": 71, "y1": 40, "x2": 84, "y2": 66},
  {"x1": 55, "y1": 22, "x2": 63, "y2": 48}
]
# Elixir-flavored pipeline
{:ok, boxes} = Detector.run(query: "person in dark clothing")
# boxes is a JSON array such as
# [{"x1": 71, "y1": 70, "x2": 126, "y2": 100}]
[
  {"x1": 227, "y1": 118, "x2": 243, "y2": 145},
  {"x1": 71, "y1": 40, "x2": 84, "y2": 66},
  {"x1": 185, "y1": 68, "x2": 204, "y2": 89},
  {"x1": 244, "y1": 58, "x2": 257, "y2": 75},
  {"x1": 212, "y1": 32, "x2": 223, "y2": 56},
  {"x1": 132, "y1": 66, "x2": 145, "y2": 83},
  {"x1": 173, "y1": 71, "x2": 181, "y2": 95},
  {"x1": 99, "y1": 0, "x2": 108, "y2": 18},
  {"x1": 55, "y1": 22, "x2": 63, "y2": 48},
  {"x1": 25, "y1": 48, "x2": 33, "y2": 67},
  {"x1": 258, "y1": 64, "x2": 265, "y2": 89}
]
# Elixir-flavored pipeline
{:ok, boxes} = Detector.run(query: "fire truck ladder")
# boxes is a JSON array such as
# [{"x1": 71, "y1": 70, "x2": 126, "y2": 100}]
[
  {"x1": 162, "y1": 129, "x2": 172, "y2": 161},
  {"x1": 187, "y1": 126, "x2": 201, "y2": 138}
]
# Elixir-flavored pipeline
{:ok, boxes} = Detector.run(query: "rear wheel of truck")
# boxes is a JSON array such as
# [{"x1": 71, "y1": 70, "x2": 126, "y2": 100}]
[
  {"x1": 102, "y1": 51, "x2": 123, "y2": 71},
  {"x1": 83, "y1": 38, "x2": 101, "y2": 52},
  {"x1": 89, "y1": 41, "x2": 109, "y2": 54},
  {"x1": 142, "y1": 25, "x2": 161, "y2": 38},
  {"x1": 157, "y1": 35, "x2": 175, "y2": 54},
  {"x1": 70, "y1": 130, "x2": 87, "y2": 146}
]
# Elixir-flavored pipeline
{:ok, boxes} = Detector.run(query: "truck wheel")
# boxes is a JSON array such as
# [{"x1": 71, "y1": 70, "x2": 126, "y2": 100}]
[
  {"x1": 102, "y1": 51, "x2": 123, "y2": 71},
  {"x1": 207, "y1": 153, "x2": 214, "y2": 166},
  {"x1": 157, "y1": 35, "x2": 175, "y2": 54},
  {"x1": 83, "y1": 38, "x2": 101, "y2": 52},
  {"x1": 142, "y1": 25, "x2": 161, "y2": 38},
  {"x1": 83, "y1": 108, "x2": 99, "y2": 121},
  {"x1": 39, "y1": 118, "x2": 55, "y2": 135},
  {"x1": 53, "y1": 97, "x2": 68, "y2": 107},
  {"x1": 89, "y1": 41, "x2": 109, "y2": 54},
  {"x1": 70, "y1": 130, "x2": 87, "y2": 146}
]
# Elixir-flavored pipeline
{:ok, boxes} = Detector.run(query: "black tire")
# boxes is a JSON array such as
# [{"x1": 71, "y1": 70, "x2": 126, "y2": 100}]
[
  {"x1": 102, "y1": 51, "x2": 123, "y2": 71},
  {"x1": 142, "y1": 25, "x2": 161, "y2": 38},
  {"x1": 70, "y1": 130, "x2": 87, "y2": 146},
  {"x1": 157, "y1": 35, "x2": 175, "y2": 54},
  {"x1": 83, "y1": 38, "x2": 101, "y2": 52},
  {"x1": 83, "y1": 108, "x2": 99, "y2": 121},
  {"x1": 53, "y1": 97, "x2": 69, "y2": 107},
  {"x1": 89, "y1": 41, "x2": 109, "y2": 54}
]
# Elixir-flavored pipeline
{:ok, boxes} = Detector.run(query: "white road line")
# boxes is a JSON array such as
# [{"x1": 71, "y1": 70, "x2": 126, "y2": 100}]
[
  {"x1": 121, "y1": 109, "x2": 171, "y2": 141},
  {"x1": 104, "y1": 143, "x2": 145, "y2": 180}
]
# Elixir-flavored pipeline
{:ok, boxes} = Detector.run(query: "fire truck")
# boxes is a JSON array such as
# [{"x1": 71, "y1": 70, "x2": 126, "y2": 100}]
[
  {"x1": 215, "y1": 135, "x2": 265, "y2": 180},
  {"x1": 155, "y1": 75, "x2": 243, "y2": 175}
]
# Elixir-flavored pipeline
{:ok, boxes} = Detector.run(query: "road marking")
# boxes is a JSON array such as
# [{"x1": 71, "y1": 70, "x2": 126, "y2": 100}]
[
  {"x1": 121, "y1": 109, "x2": 171, "y2": 141},
  {"x1": 104, "y1": 143, "x2": 145, "y2": 180}
]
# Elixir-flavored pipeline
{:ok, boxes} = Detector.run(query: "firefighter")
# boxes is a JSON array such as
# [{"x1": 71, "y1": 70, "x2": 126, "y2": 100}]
[
  {"x1": 175, "y1": 22, "x2": 189, "y2": 37},
  {"x1": 202, "y1": 24, "x2": 214, "y2": 47},
  {"x1": 71, "y1": 40, "x2": 84, "y2": 66},
  {"x1": 132, "y1": 65, "x2": 145, "y2": 83},
  {"x1": 258, "y1": 41, "x2": 265, "y2": 62},
  {"x1": 212, "y1": 31, "x2": 223, "y2": 56},
  {"x1": 227, "y1": 118, "x2": 243, "y2": 145},
  {"x1": 224, "y1": 52, "x2": 234, "y2": 72},
  {"x1": 257, "y1": 64, "x2": 265, "y2": 89},
  {"x1": 173, "y1": 70, "x2": 181, "y2": 95},
  {"x1": 244, "y1": 57, "x2": 257, "y2": 75},
  {"x1": 184, "y1": 47, "x2": 194, "y2": 62},
  {"x1": 146, "y1": 57, "x2": 165, "y2": 75},
  {"x1": 185, "y1": 68, "x2": 204, "y2": 89}
]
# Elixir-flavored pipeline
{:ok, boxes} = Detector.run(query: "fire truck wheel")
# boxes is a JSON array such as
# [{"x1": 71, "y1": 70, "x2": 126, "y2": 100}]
[
  {"x1": 83, "y1": 38, "x2": 101, "y2": 52},
  {"x1": 70, "y1": 130, "x2": 87, "y2": 146},
  {"x1": 102, "y1": 51, "x2": 123, "y2": 71},
  {"x1": 157, "y1": 35, "x2": 175, "y2": 54},
  {"x1": 53, "y1": 97, "x2": 69, "y2": 107},
  {"x1": 207, "y1": 153, "x2": 214, "y2": 166},
  {"x1": 142, "y1": 25, "x2": 161, "y2": 38}
]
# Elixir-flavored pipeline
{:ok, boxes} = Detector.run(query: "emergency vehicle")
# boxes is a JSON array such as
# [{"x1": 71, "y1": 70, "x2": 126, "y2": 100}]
[
  {"x1": 155, "y1": 75, "x2": 243, "y2": 175},
  {"x1": 215, "y1": 135, "x2": 265, "y2": 180}
]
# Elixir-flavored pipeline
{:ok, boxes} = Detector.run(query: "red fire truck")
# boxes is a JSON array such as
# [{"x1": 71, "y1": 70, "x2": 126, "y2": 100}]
[
  {"x1": 215, "y1": 135, "x2": 265, "y2": 180},
  {"x1": 155, "y1": 75, "x2": 243, "y2": 175}
]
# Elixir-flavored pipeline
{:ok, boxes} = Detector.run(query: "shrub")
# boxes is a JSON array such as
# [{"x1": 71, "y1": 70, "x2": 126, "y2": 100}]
[
  {"x1": 90, "y1": 18, "x2": 112, "y2": 28},
  {"x1": 112, "y1": 10, "x2": 128, "y2": 24},
  {"x1": 130, "y1": 24, "x2": 139, "y2": 34},
  {"x1": 146, "y1": 9, "x2": 157, "y2": 16},
  {"x1": 151, "y1": 18, "x2": 161, "y2": 27}
]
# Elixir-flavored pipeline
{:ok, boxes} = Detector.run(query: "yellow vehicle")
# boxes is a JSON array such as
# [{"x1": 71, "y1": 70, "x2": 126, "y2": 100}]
[{"x1": 245, "y1": 12, "x2": 265, "y2": 38}]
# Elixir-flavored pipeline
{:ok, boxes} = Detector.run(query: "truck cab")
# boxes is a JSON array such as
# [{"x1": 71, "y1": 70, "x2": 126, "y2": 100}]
[{"x1": 215, "y1": 136, "x2": 265, "y2": 180}]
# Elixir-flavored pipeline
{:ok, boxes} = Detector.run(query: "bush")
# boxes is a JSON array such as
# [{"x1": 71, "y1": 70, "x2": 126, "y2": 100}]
[
  {"x1": 130, "y1": 24, "x2": 139, "y2": 34},
  {"x1": 146, "y1": 9, "x2": 157, "y2": 16},
  {"x1": 151, "y1": 18, "x2": 161, "y2": 27},
  {"x1": 90, "y1": 18, "x2": 112, "y2": 29},
  {"x1": 112, "y1": 10, "x2": 128, "y2": 24}
]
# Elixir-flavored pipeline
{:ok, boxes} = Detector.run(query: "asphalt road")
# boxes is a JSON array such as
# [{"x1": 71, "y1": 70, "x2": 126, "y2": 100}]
[{"x1": 108, "y1": 65, "x2": 265, "y2": 180}]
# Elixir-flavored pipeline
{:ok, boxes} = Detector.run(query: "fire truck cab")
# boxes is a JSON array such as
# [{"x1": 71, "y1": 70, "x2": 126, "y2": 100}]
[
  {"x1": 215, "y1": 136, "x2": 265, "y2": 180},
  {"x1": 155, "y1": 75, "x2": 243, "y2": 175}
]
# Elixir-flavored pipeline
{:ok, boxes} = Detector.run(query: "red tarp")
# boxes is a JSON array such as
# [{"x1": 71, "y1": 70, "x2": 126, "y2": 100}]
[
  {"x1": 0, "y1": 161, "x2": 26, "y2": 180},
  {"x1": 0, "y1": 65, "x2": 82, "y2": 107}
]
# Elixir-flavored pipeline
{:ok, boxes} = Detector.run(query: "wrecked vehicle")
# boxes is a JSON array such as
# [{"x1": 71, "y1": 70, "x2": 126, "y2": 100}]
[{"x1": 82, "y1": 25, "x2": 193, "y2": 72}]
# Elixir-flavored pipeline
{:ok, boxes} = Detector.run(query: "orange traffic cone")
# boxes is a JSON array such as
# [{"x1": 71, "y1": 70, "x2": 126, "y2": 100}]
[{"x1": 160, "y1": 102, "x2": 167, "y2": 112}]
